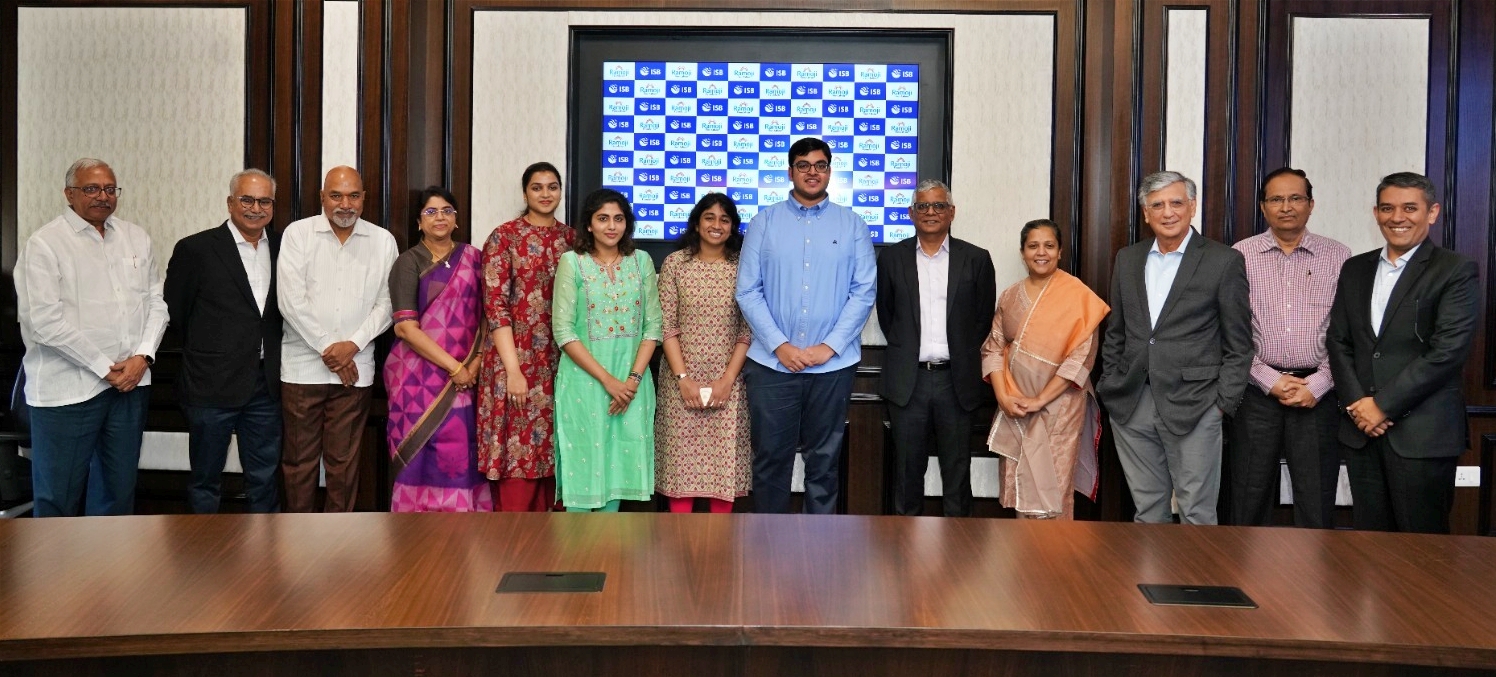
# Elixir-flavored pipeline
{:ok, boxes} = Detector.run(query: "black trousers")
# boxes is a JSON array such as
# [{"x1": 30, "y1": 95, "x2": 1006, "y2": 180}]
[
  {"x1": 1345, "y1": 436, "x2": 1458, "y2": 534},
  {"x1": 887, "y1": 368, "x2": 972, "y2": 517},
  {"x1": 1228, "y1": 386, "x2": 1340, "y2": 527}
]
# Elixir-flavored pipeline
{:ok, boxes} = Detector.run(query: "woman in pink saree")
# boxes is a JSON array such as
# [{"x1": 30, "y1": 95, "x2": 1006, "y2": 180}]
[
  {"x1": 981, "y1": 219, "x2": 1110, "y2": 519},
  {"x1": 383, "y1": 186, "x2": 493, "y2": 512}
]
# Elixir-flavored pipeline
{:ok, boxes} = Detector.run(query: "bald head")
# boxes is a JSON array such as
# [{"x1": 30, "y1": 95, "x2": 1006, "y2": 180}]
[{"x1": 321, "y1": 166, "x2": 365, "y2": 229}]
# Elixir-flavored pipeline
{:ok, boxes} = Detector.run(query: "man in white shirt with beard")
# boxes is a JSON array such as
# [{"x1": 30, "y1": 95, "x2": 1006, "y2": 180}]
[
  {"x1": 277, "y1": 166, "x2": 398, "y2": 512},
  {"x1": 16, "y1": 158, "x2": 168, "y2": 517}
]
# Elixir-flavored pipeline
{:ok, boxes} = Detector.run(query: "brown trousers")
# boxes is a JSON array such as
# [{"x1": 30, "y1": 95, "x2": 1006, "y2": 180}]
[{"x1": 280, "y1": 383, "x2": 373, "y2": 512}]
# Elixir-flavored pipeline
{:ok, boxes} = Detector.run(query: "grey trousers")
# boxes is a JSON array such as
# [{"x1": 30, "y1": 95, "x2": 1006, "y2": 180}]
[{"x1": 1112, "y1": 388, "x2": 1223, "y2": 525}]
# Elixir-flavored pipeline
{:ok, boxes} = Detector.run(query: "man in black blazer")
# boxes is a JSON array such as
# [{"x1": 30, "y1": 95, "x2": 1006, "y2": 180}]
[
  {"x1": 1097, "y1": 171, "x2": 1253, "y2": 525},
  {"x1": 164, "y1": 169, "x2": 284, "y2": 513},
  {"x1": 1325, "y1": 172, "x2": 1478, "y2": 534},
  {"x1": 876, "y1": 179, "x2": 996, "y2": 516}
]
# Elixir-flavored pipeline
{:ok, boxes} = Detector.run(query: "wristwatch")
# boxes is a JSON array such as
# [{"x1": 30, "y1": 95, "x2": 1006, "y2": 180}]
[
  {"x1": 138, "y1": 354, "x2": 154, "y2": 366},
  {"x1": 676, "y1": 372, "x2": 688, "y2": 381}
]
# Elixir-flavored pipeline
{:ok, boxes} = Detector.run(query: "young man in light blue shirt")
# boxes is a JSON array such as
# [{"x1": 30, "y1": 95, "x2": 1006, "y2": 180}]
[{"x1": 735, "y1": 137, "x2": 877, "y2": 514}]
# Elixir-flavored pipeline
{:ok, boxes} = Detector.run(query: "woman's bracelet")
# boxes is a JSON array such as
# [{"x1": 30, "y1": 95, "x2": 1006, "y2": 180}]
[
  {"x1": 449, "y1": 364, "x2": 464, "y2": 377},
  {"x1": 627, "y1": 371, "x2": 643, "y2": 383}
]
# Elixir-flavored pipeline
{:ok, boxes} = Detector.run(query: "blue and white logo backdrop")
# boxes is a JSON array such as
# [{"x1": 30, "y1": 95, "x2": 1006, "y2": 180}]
[{"x1": 601, "y1": 61, "x2": 920, "y2": 243}]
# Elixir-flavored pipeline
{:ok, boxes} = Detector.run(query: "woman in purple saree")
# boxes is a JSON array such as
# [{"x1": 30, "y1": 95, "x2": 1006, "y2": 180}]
[{"x1": 384, "y1": 186, "x2": 494, "y2": 511}]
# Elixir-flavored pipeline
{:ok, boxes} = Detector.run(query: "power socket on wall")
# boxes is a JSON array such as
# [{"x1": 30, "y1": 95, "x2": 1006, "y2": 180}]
[{"x1": 1455, "y1": 466, "x2": 1481, "y2": 488}]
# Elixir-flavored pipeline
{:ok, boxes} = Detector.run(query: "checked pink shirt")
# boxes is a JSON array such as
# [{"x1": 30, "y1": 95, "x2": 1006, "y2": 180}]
[{"x1": 1232, "y1": 230, "x2": 1351, "y2": 399}]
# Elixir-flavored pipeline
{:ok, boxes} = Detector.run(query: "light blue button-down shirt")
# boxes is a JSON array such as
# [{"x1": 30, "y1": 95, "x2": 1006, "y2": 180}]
[
  {"x1": 1370, "y1": 242, "x2": 1420, "y2": 336},
  {"x1": 735, "y1": 196, "x2": 877, "y2": 373},
  {"x1": 1144, "y1": 227, "x2": 1194, "y2": 329}
]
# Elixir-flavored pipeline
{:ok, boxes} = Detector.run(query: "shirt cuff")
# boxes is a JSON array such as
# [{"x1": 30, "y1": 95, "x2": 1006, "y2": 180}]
[
  {"x1": 1250, "y1": 363, "x2": 1282, "y2": 395},
  {"x1": 1306, "y1": 372, "x2": 1333, "y2": 402}
]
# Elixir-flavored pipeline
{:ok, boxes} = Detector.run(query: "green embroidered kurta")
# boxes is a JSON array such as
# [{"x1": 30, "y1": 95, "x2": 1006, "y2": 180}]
[{"x1": 552, "y1": 250, "x2": 663, "y2": 509}]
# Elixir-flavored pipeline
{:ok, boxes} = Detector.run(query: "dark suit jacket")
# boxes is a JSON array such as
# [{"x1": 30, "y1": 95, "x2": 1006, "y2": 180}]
[
  {"x1": 1325, "y1": 242, "x2": 1478, "y2": 458},
  {"x1": 164, "y1": 222, "x2": 283, "y2": 408},
  {"x1": 875, "y1": 236, "x2": 997, "y2": 411},
  {"x1": 1096, "y1": 229, "x2": 1253, "y2": 435}
]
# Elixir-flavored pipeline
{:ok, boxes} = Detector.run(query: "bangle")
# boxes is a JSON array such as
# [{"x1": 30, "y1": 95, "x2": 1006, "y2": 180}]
[
  {"x1": 449, "y1": 364, "x2": 464, "y2": 377},
  {"x1": 627, "y1": 371, "x2": 643, "y2": 383}
]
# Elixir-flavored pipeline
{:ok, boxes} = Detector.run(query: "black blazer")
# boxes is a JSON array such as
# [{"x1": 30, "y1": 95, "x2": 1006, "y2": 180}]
[
  {"x1": 1325, "y1": 242, "x2": 1478, "y2": 459},
  {"x1": 164, "y1": 222, "x2": 283, "y2": 408},
  {"x1": 1096, "y1": 230, "x2": 1253, "y2": 435},
  {"x1": 875, "y1": 236, "x2": 996, "y2": 411}
]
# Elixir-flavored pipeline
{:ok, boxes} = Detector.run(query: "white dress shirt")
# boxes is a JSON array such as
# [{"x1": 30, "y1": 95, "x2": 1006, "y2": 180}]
[
  {"x1": 277, "y1": 214, "x2": 398, "y2": 386},
  {"x1": 1144, "y1": 228, "x2": 1194, "y2": 329},
  {"x1": 1370, "y1": 242, "x2": 1421, "y2": 337},
  {"x1": 15, "y1": 209, "x2": 168, "y2": 407},
  {"x1": 915, "y1": 236, "x2": 951, "y2": 362},
  {"x1": 230, "y1": 222, "x2": 273, "y2": 356}
]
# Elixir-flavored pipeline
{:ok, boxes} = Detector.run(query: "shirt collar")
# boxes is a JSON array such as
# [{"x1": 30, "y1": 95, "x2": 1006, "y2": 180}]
[
  {"x1": 789, "y1": 195, "x2": 831, "y2": 214},
  {"x1": 62, "y1": 208, "x2": 113, "y2": 234},
  {"x1": 226, "y1": 221, "x2": 254, "y2": 246},
  {"x1": 917, "y1": 236, "x2": 950, "y2": 258},
  {"x1": 1149, "y1": 227, "x2": 1193, "y2": 255},
  {"x1": 1379, "y1": 241, "x2": 1422, "y2": 269},
  {"x1": 1255, "y1": 230, "x2": 1321, "y2": 255}
]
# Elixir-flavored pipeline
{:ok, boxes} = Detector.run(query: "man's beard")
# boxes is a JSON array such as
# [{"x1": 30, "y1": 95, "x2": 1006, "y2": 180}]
[{"x1": 330, "y1": 210, "x2": 358, "y2": 228}]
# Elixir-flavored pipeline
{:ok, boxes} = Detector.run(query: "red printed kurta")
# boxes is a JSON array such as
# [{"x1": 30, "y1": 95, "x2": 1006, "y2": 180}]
[
  {"x1": 478, "y1": 217, "x2": 574, "y2": 480},
  {"x1": 653, "y1": 250, "x2": 752, "y2": 501}
]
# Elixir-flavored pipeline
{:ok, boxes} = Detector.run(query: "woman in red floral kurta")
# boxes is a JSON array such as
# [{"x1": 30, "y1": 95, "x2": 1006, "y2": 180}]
[{"x1": 478, "y1": 162, "x2": 575, "y2": 511}]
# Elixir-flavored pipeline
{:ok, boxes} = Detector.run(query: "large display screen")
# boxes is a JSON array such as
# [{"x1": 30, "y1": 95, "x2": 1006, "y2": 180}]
[{"x1": 598, "y1": 60, "x2": 922, "y2": 243}]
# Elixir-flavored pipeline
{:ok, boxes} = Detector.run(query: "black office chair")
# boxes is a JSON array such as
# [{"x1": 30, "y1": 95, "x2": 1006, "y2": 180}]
[{"x1": 0, "y1": 367, "x2": 33, "y2": 518}]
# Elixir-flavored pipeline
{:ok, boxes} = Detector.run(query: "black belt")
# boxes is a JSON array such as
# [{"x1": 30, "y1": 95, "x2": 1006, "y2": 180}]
[
  {"x1": 918, "y1": 361, "x2": 950, "y2": 371},
  {"x1": 1269, "y1": 365, "x2": 1316, "y2": 378}
]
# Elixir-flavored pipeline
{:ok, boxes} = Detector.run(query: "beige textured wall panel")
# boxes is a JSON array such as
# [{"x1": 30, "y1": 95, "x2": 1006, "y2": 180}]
[
  {"x1": 322, "y1": 0, "x2": 362, "y2": 177},
  {"x1": 1165, "y1": 9, "x2": 1208, "y2": 222},
  {"x1": 1291, "y1": 17, "x2": 1428, "y2": 257},
  {"x1": 18, "y1": 7, "x2": 247, "y2": 267}
]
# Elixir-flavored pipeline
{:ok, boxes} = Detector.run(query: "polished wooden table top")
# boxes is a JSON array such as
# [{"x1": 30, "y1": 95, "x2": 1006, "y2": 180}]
[{"x1": 3, "y1": 513, "x2": 1495, "y2": 667}]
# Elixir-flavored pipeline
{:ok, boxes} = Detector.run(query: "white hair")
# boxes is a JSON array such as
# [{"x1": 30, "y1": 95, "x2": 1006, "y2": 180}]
[
  {"x1": 1136, "y1": 171, "x2": 1197, "y2": 208},
  {"x1": 64, "y1": 158, "x2": 111, "y2": 188}
]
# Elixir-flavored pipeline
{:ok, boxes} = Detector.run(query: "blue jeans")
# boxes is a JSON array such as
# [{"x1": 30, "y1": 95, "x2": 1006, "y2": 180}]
[
  {"x1": 30, "y1": 387, "x2": 150, "y2": 517},
  {"x1": 183, "y1": 371, "x2": 282, "y2": 513},
  {"x1": 745, "y1": 361, "x2": 855, "y2": 514}
]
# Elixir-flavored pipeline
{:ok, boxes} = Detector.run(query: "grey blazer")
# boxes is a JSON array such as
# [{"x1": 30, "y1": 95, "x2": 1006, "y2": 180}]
[{"x1": 1096, "y1": 229, "x2": 1253, "y2": 435}]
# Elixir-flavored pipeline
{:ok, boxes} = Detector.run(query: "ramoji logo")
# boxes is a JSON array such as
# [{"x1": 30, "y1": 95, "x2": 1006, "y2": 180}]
[
  {"x1": 698, "y1": 118, "x2": 725, "y2": 133},
  {"x1": 668, "y1": 83, "x2": 696, "y2": 96},
  {"x1": 699, "y1": 101, "x2": 726, "y2": 114},
  {"x1": 671, "y1": 172, "x2": 692, "y2": 184},
  {"x1": 729, "y1": 171, "x2": 756, "y2": 186},
  {"x1": 605, "y1": 170, "x2": 630, "y2": 184},
  {"x1": 855, "y1": 207, "x2": 882, "y2": 224},
  {"x1": 636, "y1": 205, "x2": 663, "y2": 219},
  {"x1": 700, "y1": 64, "x2": 726, "y2": 78},
  {"x1": 887, "y1": 155, "x2": 914, "y2": 170},
  {"x1": 605, "y1": 100, "x2": 632, "y2": 114},
  {"x1": 888, "y1": 119, "x2": 915, "y2": 135},
  {"x1": 605, "y1": 83, "x2": 632, "y2": 95},
  {"x1": 637, "y1": 136, "x2": 663, "y2": 149},
  {"x1": 636, "y1": 117, "x2": 662, "y2": 132},
  {"x1": 857, "y1": 103, "x2": 882, "y2": 116},
  {"x1": 636, "y1": 188, "x2": 662, "y2": 203},
  {"x1": 831, "y1": 155, "x2": 852, "y2": 172},
  {"x1": 731, "y1": 84, "x2": 758, "y2": 97},
  {"x1": 793, "y1": 102, "x2": 818, "y2": 116},
  {"x1": 860, "y1": 67, "x2": 881, "y2": 80},
  {"x1": 856, "y1": 174, "x2": 881, "y2": 188},
  {"x1": 888, "y1": 84, "x2": 916, "y2": 100},
  {"x1": 761, "y1": 189, "x2": 786, "y2": 203},
  {"x1": 826, "y1": 66, "x2": 853, "y2": 79},
  {"x1": 761, "y1": 155, "x2": 788, "y2": 170},
  {"x1": 856, "y1": 138, "x2": 880, "y2": 152},
  {"x1": 762, "y1": 101, "x2": 790, "y2": 115},
  {"x1": 730, "y1": 136, "x2": 755, "y2": 151},
  {"x1": 699, "y1": 154, "x2": 725, "y2": 168},
  {"x1": 887, "y1": 192, "x2": 912, "y2": 207},
  {"x1": 667, "y1": 205, "x2": 690, "y2": 221},
  {"x1": 636, "y1": 170, "x2": 663, "y2": 183},
  {"x1": 636, "y1": 82, "x2": 664, "y2": 97},
  {"x1": 888, "y1": 139, "x2": 916, "y2": 152},
  {"x1": 761, "y1": 119, "x2": 788, "y2": 134},
  {"x1": 637, "y1": 64, "x2": 663, "y2": 77},
  {"x1": 734, "y1": 65, "x2": 757, "y2": 79},
  {"x1": 762, "y1": 83, "x2": 788, "y2": 98},
  {"x1": 794, "y1": 66, "x2": 820, "y2": 80},
  {"x1": 825, "y1": 84, "x2": 851, "y2": 99},
  {"x1": 824, "y1": 119, "x2": 851, "y2": 134},
  {"x1": 699, "y1": 82, "x2": 725, "y2": 97},
  {"x1": 637, "y1": 152, "x2": 662, "y2": 167},
  {"x1": 667, "y1": 136, "x2": 693, "y2": 150},
  {"x1": 605, "y1": 63, "x2": 631, "y2": 79},
  {"x1": 605, "y1": 135, "x2": 630, "y2": 150},
  {"x1": 670, "y1": 64, "x2": 694, "y2": 79},
  {"x1": 762, "y1": 65, "x2": 789, "y2": 78},
  {"x1": 637, "y1": 100, "x2": 663, "y2": 113},
  {"x1": 668, "y1": 100, "x2": 694, "y2": 115},
  {"x1": 731, "y1": 102, "x2": 756, "y2": 115}
]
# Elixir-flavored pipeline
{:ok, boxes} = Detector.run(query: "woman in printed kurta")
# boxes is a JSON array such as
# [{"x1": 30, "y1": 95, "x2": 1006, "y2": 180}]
[
  {"x1": 981, "y1": 219, "x2": 1110, "y2": 519},
  {"x1": 478, "y1": 162, "x2": 574, "y2": 511},
  {"x1": 552, "y1": 189, "x2": 663, "y2": 511},
  {"x1": 384, "y1": 187, "x2": 492, "y2": 512},
  {"x1": 654, "y1": 194, "x2": 751, "y2": 512}
]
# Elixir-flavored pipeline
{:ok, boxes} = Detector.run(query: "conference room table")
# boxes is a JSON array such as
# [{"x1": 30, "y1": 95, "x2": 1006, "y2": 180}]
[{"x1": 2, "y1": 512, "x2": 1495, "y2": 676}]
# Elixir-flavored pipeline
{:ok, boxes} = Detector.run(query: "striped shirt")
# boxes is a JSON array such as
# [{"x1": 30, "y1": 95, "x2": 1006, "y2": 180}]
[{"x1": 1233, "y1": 230, "x2": 1351, "y2": 399}]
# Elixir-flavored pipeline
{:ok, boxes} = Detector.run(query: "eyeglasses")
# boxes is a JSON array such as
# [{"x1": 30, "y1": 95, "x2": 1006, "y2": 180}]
[
  {"x1": 1144, "y1": 198, "x2": 1190, "y2": 212},
  {"x1": 421, "y1": 207, "x2": 458, "y2": 217},
  {"x1": 69, "y1": 185, "x2": 121, "y2": 197},
  {"x1": 236, "y1": 196, "x2": 275, "y2": 208},
  {"x1": 792, "y1": 161, "x2": 831, "y2": 174},
  {"x1": 912, "y1": 202, "x2": 952, "y2": 214},
  {"x1": 1262, "y1": 195, "x2": 1309, "y2": 207}
]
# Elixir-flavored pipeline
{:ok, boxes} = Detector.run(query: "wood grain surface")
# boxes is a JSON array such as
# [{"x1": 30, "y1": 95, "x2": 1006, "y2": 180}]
[{"x1": 2, "y1": 513, "x2": 1495, "y2": 670}]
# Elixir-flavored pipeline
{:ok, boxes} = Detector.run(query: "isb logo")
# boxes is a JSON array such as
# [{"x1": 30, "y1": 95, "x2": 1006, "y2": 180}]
[
  {"x1": 604, "y1": 81, "x2": 633, "y2": 96},
  {"x1": 761, "y1": 64, "x2": 790, "y2": 79},
  {"x1": 635, "y1": 205, "x2": 664, "y2": 220},
  {"x1": 603, "y1": 152, "x2": 632, "y2": 167},
  {"x1": 636, "y1": 62, "x2": 664, "y2": 78},
  {"x1": 636, "y1": 99, "x2": 664, "y2": 114},
  {"x1": 760, "y1": 136, "x2": 788, "y2": 151},
  {"x1": 887, "y1": 137, "x2": 918, "y2": 152},
  {"x1": 730, "y1": 153, "x2": 759, "y2": 169},
  {"x1": 856, "y1": 84, "x2": 885, "y2": 99},
  {"x1": 667, "y1": 82, "x2": 696, "y2": 97},
  {"x1": 635, "y1": 170, "x2": 663, "y2": 185},
  {"x1": 824, "y1": 102, "x2": 852, "y2": 117},
  {"x1": 729, "y1": 118, "x2": 758, "y2": 133},
  {"x1": 854, "y1": 155, "x2": 884, "y2": 171},
  {"x1": 885, "y1": 208, "x2": 912, "y2": 224},
  {"x1": 888, "y1": 102, "x2": 918, "y2": 117},
  {"x1": 729, "y1": 188, "x2": 758, "y2": 204},
  {"x1": 603, "y1": 116, "x2": 633, "y2": 132},
  {"x1": 699, "y1": 100, "x2": 726, "y2": 114},
  {"x1": 825, "y1": 65, "x2": 854, "y2": 80},
  {"x1": 604, "y1": 62, "x2": 632, "y2": 79},
  {"x1": 856, "y1": 120, "x2": 884, "y2": 134},
  {"x1": 698, "y1": 135, "x2": 726, "y2": 151},
  {"x1": 699, "y1": 63, "x2": 727, "y2": 79},
  {"x1": 854, "y1": 191, "x2": 884, "y2": 206},
  {"x1": 636, "y1": 134, "x2": 664, "y2": 150},
  {"x1": 667, "y1": 188, "x2": 696, "y2": 203},
  {"x1": 830, "y1": 173, "x2": 852, "y2": 188},
  {"x1": 759, "y1": 171, "x2": 788, "y2": 187},
  {"x1": 697, "y1": 171, "x2": 726, "y2": 187},
  {"x1": 889, "y1": 65, "x2": 919, "y2": 81},
  {"x1": 730, "y1": 83, "x2": 759, "y2": 98},
  {"x1": 824, "y1": 136, "x2": 853, "y2": 153},
  {"x1": 762, "y1": 101, "x2": 790, "y2": 116},
  {"x1": 792, "y1": 119, "x2": 822, "y2": 134},
  {"x1": 792, "y1": 83, "x2": 822, "y2": 98},
  {"x1": 667, "y1": 116, "x2": 695, "y2": 132},
  {"x1": 886, "y1": 173, "x2": 918, "y2": 189}
]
